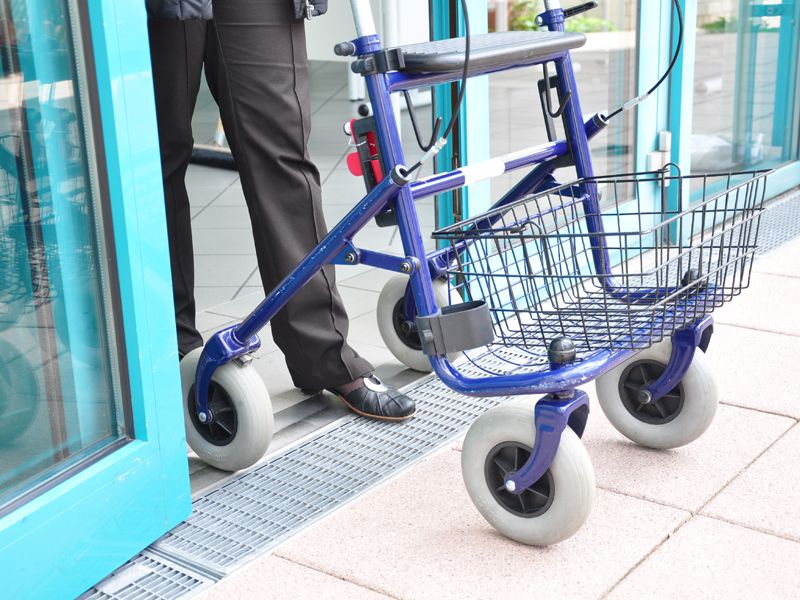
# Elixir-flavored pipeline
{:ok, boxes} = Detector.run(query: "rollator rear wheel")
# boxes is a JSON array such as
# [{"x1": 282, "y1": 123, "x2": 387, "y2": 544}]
[
  {"x1": 461, "y1": 400, "x2": 595, "y2": 546},
  {"x1": 181, "y1": 348, "x2": 273, "y2": 472},
  {"x1": 595, "y1": 338, "x2": 718, "y2": 450},
  {"x1": 377, "y1": 275, "x2": 458, "y2": 372}
]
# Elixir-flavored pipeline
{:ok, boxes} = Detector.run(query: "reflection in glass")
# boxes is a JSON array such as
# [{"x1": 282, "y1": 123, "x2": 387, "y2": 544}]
[
  {"x1": 0, "y1": 0, "x2": 127, "y2": 508},
  {"x1": 692, "y1": 0, "x2": 799, "y2": 172},
  {"x1": 489, "y1": 0, "x2": 639, "y2": 197}
]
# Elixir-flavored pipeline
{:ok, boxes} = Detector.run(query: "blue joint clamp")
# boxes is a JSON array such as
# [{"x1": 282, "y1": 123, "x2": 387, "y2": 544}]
[
  {"x1": 194, "y1": 325, "x2": 261, "y2": 424},
  {"x1": 640, "y1": 315, "x2": 714, "y2": 403},
  {"x1": 504, "y1": 389, "x2": 590, "y2": 494}
]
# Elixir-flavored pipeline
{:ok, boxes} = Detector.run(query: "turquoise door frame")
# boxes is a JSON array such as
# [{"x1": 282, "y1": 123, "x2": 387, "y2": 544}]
[
  {"x1": 431, "y1": 0, "x2": 491, "y2": 226},
  {"x1": 0, "y1": 1, "x2": 191, "y2": 598},
  {"x1": 669, "y1": 0, "x2": 800, "y2": 199}
]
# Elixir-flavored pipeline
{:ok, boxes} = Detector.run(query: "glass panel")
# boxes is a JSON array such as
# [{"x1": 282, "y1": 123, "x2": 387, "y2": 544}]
[
  {"x1": 489, "y1": 0, "x2": 639, "y2": 197},
  {"x1": 692, "y1": 0, "x2": 800, "y2": 173},
  {"x1": 0, "y1": 0, "x2": 128, "y2": 508}
]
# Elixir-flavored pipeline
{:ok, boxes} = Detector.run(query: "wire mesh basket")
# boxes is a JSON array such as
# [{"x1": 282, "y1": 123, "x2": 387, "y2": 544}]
[{"x1": 432, "y1": 169, "x2": 769, "y2": 375}]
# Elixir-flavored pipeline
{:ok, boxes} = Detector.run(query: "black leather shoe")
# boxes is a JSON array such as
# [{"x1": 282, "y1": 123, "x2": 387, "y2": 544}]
[{"x1": 330, "y1": 375, "x2": 415, "y2": 422}]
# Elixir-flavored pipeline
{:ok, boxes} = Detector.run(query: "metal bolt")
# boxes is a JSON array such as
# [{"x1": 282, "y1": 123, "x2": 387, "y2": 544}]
[
  {"x1": 637, "y1": 390, "x2": 653, "y2": 405},
  {"x1": 198, "y1": 412, "x2": 208, "y2": 423},
  {"x1": 344, "y1": 252, "x2": 357, "y2": 264},
  {"x1": 400, "y1": 261, "x2": 412, "y2": 273},
  {"x1": 505, "y1": 480, "x2": 517, "y2": 492}
]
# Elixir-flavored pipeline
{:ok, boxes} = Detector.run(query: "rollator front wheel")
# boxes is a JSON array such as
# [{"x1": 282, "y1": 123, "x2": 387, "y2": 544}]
[
  {"x1": 595, "y1": 338, "x2": 718, "y2": 450},
  {"x1": 181, "y1": 348, "x2": 273, "y2": 472},
  {"x1": 461, "y1": 400, "x2": 596, "y2": 546},
  {"x1": 377, "y1": 275, "x2": 458, "y2": 372}
]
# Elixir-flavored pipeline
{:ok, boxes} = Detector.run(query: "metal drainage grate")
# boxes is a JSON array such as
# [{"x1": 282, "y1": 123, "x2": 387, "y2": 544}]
[
  {"x1": 152, "y1": 369, "x2": 513, "y2": 574},
  {"x1": 757, "y1": 188, "x2": 800, "y2": 255},
  {"x1": 78, "y1": 551, "x2": 215, "y2": 600}
]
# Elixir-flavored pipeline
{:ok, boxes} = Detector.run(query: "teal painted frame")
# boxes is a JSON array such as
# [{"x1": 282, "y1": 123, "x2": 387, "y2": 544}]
[
  {"x1": 431, "y1": 0, "x2": 490, "y2": 229},
  {"x1": 0, "y1": 0, "x2": 191, "y2": 598}
]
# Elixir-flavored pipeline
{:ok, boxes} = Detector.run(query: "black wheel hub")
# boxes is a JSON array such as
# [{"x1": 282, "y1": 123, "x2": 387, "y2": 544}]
[
  {"x1": 188, "y1": 382, "x2": 238, "y2": 446},
  {"x1": 618, "y1": 359, "x2": 685, "y2": 425},
  {"x1": 484, "y1": 442, "x2": 555, "y2": 518},
  {"x1": 392, "y1": 297, "x2": 421, "y2": 351}
]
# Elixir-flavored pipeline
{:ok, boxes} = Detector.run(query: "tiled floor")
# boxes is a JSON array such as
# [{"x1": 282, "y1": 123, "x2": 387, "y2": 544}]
[{"x1": 193, "y1": 232, "x2": 800, "y2": 600}]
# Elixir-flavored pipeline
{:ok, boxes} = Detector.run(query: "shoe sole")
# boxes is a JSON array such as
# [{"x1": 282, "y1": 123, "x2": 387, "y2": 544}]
[{"x1": 335, "y1": 393, "x2": 416, "y2": 422}]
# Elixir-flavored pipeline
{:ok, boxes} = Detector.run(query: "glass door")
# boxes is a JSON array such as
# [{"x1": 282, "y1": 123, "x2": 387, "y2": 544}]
[
  {"x1": 690, "y1": 0, "x2": 799, "y2": 174},
  {"x1": 0, "y1": 0, "x2": 190, "y2": 598}
]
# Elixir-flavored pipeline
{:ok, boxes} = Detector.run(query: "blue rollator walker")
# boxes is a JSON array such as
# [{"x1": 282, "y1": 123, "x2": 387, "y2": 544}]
[{"x1": 181, "y1": 0, "x2": 768, "y2": 545}]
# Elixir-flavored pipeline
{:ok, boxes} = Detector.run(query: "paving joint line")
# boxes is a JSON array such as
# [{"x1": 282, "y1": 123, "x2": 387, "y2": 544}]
[
  {"x1": 272, "y1": 555, "x2": 404, "y2": 600},
  {"x1": 599, "y1": 510, "x2": 693, "y2": 599}
]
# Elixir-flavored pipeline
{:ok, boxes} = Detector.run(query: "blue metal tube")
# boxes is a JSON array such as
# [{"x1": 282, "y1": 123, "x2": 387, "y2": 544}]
[
  {"x1": 366, "y1": 71, "x2": 438, "y2": 318},
  {"x1": 410, "y1": 140, "x2": 567, "y2": 200}
]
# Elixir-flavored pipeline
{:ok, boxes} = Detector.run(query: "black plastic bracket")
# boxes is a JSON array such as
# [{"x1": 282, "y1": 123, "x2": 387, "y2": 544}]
[
  {"x1": 416, "y1": 301, "x2": 495, "y2": 356},
  {"x1": 351, "y1": 48, "x2": 406, "y2": 76}
]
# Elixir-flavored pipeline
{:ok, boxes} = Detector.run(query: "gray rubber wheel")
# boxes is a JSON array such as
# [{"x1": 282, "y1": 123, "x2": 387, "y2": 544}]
[
  {"x1": 181, "y1": 348, "x2": 273, "y2": 472},
  {"x1": 461, "y1": 400, "x2": 595, "y2": 546},
  {"x1": 595, "y1": 338, "x2": 718, "y2": 450},
  {"x1": 376, "y1": 275, "x2": 459, "y2": 372}
]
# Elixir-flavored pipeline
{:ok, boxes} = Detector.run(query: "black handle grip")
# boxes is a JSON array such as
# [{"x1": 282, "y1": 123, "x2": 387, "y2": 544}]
[
  {"x1": 334, "y1": 41, "x2": 357, "y2": 57},
  {"x1": 564, "y1": 1, "x2": 598, "y2": 18}
]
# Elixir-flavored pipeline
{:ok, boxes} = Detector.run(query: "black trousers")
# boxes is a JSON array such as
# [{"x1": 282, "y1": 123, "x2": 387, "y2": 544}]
[{"x1": 147, "y1": 2, "x2": 373, "y2": 389}]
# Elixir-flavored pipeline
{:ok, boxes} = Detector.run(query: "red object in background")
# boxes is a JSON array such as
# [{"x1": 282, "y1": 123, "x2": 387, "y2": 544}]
[{"x1": 346, "y1": 117, "x2": 384, "y2": 190}]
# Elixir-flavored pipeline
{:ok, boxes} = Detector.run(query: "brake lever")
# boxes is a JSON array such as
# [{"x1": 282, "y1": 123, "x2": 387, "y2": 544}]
[{"x1": 564, "y1": 1, "x2": 598, "y2": 19}]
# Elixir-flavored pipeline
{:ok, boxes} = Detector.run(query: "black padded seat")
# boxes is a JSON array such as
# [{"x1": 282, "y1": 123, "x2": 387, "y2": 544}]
[{"x1": 394, "y1": 31, "x2": 586, "y2": 74}]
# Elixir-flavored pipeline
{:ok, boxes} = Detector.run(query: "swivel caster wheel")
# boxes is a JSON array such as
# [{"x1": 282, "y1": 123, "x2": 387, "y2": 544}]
[
  {"x1": 461, "y1": 399, "x2": 595, "y2": 546},
  {"x1": 595, "y1": 338, "x2": 718, "y2": 450},
  {"x1": 181, "y1": 348, "x2": 273, "y2": 472},
  {"x1": 376, "y1": 275, "x2": 459, "y2": 372}
]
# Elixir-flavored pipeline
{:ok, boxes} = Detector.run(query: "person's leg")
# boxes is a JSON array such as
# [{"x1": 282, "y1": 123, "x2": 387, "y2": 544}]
[
  {"x1": 203, "y1": 0, "x2": 373, "y2": 391},
  {"x1": 148, "y1": 18, "x2": 207, "y2": 356}
]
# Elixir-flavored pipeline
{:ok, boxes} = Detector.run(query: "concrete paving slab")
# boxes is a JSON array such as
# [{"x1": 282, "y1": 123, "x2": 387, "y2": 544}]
[
  {"x1": 713, "y1": 272, "x2": 800, "y2": 336},
  {"x1": 198, "y1": 555, "x2": 392, "y2": 600},
  {"x1": 194, "y1": 255, "x2": 258, "y2": 287},
  {"x1": 607, "y1": 516, "x2": 800, "y2": 600},
  {"x1": 702, "y1": 423, "x2": 800, "y2": 541},
  {"x1": 582, "y1": 398, "x2": 794, "y2": 512},
  {"x1": 196, "y1": 311, "x2": 239, "y2": 335},
  {"x1": 755, "y1": 238, "x2": 800, "y2": 279},
  {"x1": 338, "y1": 266, "x2": 397, "y2": 292},
  {"x1": 191, "y1": 204, "x2": 253, "y2": 229},
  {"x1": 193, "y1": 228, "x2": 257, "y2": 256},
  {"x1": 704, "y1": 324, "x2": 800, "y2": 418},
  {"x1": 195, "y1": 286, "x2": 241, "y2": 313},
  {"x1": 186, "y1": 164, "x2": 240, "y2": 189},
  {"x1": 276, "y1": 449, "x2": 688, "y2": 600}
]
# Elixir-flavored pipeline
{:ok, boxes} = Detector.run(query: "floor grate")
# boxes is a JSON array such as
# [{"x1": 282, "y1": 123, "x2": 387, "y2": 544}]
[
  {"x1": 78, "y1": 552, "x2": 215, "y2": 600},
  {"x1": 757, "y1": 188, "x2": 800, "y2": 255}
]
